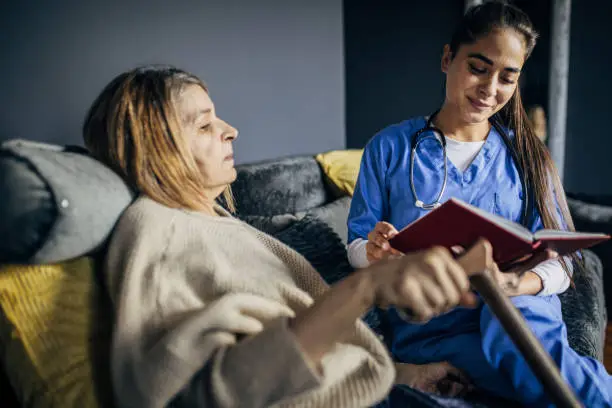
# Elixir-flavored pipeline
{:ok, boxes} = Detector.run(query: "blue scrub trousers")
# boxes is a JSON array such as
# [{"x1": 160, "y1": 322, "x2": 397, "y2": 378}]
[{"x1": 390, "y1": 295, "x2": 612, "y2": 407}]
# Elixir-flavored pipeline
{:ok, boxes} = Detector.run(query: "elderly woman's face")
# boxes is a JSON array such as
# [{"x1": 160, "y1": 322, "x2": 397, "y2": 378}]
[{"x1": 176, "y1": 84, "x2": 238, "y2": 189}]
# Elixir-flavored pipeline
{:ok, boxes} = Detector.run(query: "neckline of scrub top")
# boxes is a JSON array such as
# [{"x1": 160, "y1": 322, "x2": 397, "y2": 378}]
[{"x1": 417, "y1": 116, "x2": 504, "y2": 185}]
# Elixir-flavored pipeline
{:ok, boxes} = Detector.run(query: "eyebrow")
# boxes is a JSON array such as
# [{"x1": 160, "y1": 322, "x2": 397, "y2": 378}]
[{"x1": 468, "y1": 53, "x2": 520, "y2": 73}]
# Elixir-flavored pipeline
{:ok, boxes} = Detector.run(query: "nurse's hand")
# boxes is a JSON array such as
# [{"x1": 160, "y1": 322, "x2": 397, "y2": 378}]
[
  {"x1": 395, "y1": 361, "x2": 473, "y2": 397},
  {"x1": 491, "y1": 249, "x2": 558, "y2": 296},
  {"x1": 450, "y1": 246, "x2": 557, "y2": 296},
  {"x1": 370, "y1": 246, "x2": 478, "y2": 322},
  {"x1": 366, "y1": 221, "x2": 403, "y2": 263}
]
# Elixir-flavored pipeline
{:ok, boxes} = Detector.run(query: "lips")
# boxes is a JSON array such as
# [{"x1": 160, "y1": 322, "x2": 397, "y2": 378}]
[
  {"x1": 468, "y1": 97, "x2": 491, "y2": 110},
  {"x1": 224, "y1": 154, "x2": 234, "y2": 161}
]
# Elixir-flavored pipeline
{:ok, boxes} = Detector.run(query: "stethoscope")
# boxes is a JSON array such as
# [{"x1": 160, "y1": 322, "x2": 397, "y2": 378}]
[{"x1": 409, "y1": 110, "x2": 532, "y2": 227}]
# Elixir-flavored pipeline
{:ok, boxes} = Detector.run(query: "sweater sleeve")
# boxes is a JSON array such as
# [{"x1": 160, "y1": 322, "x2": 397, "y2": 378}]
[
  {"x1": 170, "y1": 319, "x2": 321, "y2": 408},
  {"x1": 105, "y1": 202, "x2": 321, "y2": 408}
]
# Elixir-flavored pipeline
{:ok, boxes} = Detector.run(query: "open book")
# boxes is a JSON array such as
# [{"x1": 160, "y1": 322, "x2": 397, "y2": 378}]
[{"x1": 389, "y1": 198, "x2": 610, "y2": 265}]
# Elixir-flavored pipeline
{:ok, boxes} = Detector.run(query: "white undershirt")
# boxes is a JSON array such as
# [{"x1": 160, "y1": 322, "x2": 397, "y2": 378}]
[
  {"x1": 444, "y1": 136, "x2": 485, "y2": 172},
  {"x1": 347, "y1": 136, "x2": 572, "y2": 296}
]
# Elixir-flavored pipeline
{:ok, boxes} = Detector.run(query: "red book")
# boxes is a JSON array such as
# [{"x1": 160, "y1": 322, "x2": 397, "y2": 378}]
[{"x1": 389, "y1": 198, "x2": 610, "y2": 265}]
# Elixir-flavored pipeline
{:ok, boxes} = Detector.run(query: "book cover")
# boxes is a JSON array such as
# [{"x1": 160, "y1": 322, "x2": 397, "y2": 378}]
[{"x1": 388, "y1": 198, "x2": 609, "y2": 265}]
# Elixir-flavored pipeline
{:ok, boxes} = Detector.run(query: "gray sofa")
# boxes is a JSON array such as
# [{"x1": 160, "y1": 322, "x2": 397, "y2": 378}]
[
  {"x1": 0, "y1": 142, "x2": 608, "y2": 407},
  {"x1": 230, "y1": 154, "x2": 608, "y2": 407}
]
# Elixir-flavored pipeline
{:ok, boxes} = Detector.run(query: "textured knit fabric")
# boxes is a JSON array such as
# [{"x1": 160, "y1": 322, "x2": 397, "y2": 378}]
[
  {"x1": 0, "y1": 257, "x2": 114, "y2": 408},
  {"x1": 104, "y1": 197, "x2": 395, "y2": 408}
]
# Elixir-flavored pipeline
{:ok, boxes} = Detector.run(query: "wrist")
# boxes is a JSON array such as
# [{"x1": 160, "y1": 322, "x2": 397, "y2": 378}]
[
  {"x1": 360, "y1": 259, "x2": 392, "y2": 308},
  {"x1": 349, "y1": 268, "x2": 378, "y2": 308},
  {"x1": 288, "y1": 268, "x2": 378, "y2": 364}
]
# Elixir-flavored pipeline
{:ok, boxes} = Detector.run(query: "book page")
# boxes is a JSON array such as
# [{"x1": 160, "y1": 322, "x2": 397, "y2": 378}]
[
  {"x1": 535, "y1": 229, "x2": 610, "y2": 239},
  {"x1": 454, "y1": 199, "x2": 534, "y2": 242}
]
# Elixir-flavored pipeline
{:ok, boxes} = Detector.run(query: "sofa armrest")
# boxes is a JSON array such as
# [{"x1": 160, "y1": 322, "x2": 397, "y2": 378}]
[{"x1": 559, "y1": 250, "x2": 607, "y2": 361}]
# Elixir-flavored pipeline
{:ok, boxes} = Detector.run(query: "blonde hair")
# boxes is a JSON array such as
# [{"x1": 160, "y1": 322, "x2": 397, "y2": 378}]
[{"x1": 83, "y1": 65, "x2": 235, "y2": 212}]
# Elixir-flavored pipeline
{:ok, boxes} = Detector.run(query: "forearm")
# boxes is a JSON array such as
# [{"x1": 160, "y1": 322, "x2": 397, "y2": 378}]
[
  {"x1": 509, "y1": 258, "x2": 572, "y2": 297},
  {"x1": 289, "y1": 269, "x2": 377, "y2": 367},
  {"x1": 507, "y1": 271, "x2": 543, "y2": 296}
]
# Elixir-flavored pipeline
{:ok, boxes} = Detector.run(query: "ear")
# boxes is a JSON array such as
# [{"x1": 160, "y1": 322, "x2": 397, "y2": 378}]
[{"x1": 441, "y1": 44, "x2": 452, "y2": 73}]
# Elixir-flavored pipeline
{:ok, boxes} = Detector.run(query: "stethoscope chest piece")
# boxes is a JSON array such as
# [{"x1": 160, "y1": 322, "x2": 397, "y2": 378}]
[{"x1": 409, "y1": 113, "x2": 530, "y2": 227}]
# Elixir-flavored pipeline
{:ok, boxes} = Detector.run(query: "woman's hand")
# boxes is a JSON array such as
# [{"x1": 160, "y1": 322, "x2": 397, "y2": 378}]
[
  {"x1": 366, "y1": 221, "x2": 403, "y2": 263},
  {"x1": 490, "y1": 249, "x2": 558, "y2": 296},
  {"x1": 452, "y1": 245, "x2": 558, "y2": 296},
  {"x1": 371, "y1": 246, "x2": 479, "y2": 323},
  {"x1": 395, "y1": 361, "x2": 473, "y2": 397},
  {"x1": 289, "y1": 244, "x2": 482, "y2": 367}
]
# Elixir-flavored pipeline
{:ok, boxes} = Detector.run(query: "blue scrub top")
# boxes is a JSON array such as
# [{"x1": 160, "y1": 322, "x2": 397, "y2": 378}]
[{"x1": 348, "y1": 116, "x2": 552, "y2": 244}]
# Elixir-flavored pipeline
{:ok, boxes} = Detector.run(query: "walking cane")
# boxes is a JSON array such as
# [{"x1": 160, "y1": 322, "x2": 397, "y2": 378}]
[{"x1": 457, "y1": 240, "x2": 582, "y2": 408}]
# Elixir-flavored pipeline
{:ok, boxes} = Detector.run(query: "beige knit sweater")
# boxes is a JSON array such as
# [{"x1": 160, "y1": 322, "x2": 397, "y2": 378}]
[{"x1": 104, "y1": 197, "x2": 395, "y2": 408}]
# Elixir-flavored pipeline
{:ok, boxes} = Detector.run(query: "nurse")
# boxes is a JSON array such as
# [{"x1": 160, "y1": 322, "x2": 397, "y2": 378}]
[{"x1": 347, "y1": 2, "x2": 612, "y2": 407}]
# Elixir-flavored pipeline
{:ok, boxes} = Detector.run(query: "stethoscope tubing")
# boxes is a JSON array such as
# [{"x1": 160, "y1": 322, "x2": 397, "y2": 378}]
[{"x1": 409, "y1": 112, "x2": 531, "y2": 227}]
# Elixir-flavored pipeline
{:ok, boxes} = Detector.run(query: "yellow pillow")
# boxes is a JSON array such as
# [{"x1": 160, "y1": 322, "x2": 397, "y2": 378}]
[
  {"x1": 0, "y1": 258, "x2": 115, "y2": 408},
  {"x1": 315, "y1": 149, "x2": 364, "y2": 196}
]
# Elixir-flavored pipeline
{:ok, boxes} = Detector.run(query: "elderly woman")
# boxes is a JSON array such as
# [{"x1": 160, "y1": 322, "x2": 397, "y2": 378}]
[{"x1": 83, "y1": 65, "x2": 484, "y2": 408}]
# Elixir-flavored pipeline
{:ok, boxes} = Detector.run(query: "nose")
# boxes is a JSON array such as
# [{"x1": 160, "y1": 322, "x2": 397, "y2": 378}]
[
  {"x1": 221, "y1": 120, "x2": 238, "y2": 141},
  {"x1": 479, "y1": 76, "x2": 497, "y2": 98}
]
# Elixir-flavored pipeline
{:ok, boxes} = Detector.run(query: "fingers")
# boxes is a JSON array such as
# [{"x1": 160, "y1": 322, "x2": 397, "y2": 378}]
[
  {"x1": 234, "y1": 294, "x2": 296, "y2": 321},
  {"x1": 440, "y1": 362, "x2": 470, "y2": 384},
  {"x1": 397, "y1": 278, "x2": 432, "y2": 322},
  {"x1": 394, "y1": 247, "x2": 473, "y2": 321},
  {"x1": 367, "y1": 222, "x2": 397, "y2": 247},
  {"x1": 434, "y1": 362, "x2": 472, "y2": 397},
  {"x1": 437, "y1": 379, "x2": 468, "y2": 397},
  {"x1": 374, "y1": 221, "x2": 399, "y2": 238},
  {"x1": 366, "y1": 241, "x2": 388, "y2": 262},
  {"x1": 367, "y1": 231, "x2": 391, "y2": 250},
  {"x1": 407, "y1": 361, "x2": 472, "y2": 397},
  {"x1": 227, "y1": 314, "x2": 265, "y2": 335},
  {"x1": 215, "y1": 294, "x2": 296, "y2": 335},
  {"x1": 366, "y1": 222, "x2": 401, "y2": 262}
]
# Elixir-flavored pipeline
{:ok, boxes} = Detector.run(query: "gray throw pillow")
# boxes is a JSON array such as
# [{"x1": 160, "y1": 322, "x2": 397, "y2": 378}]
[
  {"x1": 238, "y1": 213, "x2": 298, "y2": 235},
  {"x1": 270, "y1": 214, "x2": 385, "y2": 336},
  {"x1": 296, "y1": 196, "x2": 352, "y2": 245},
  {"x1": 0, "y1": 140, "x2": 134, "y2": 264}
]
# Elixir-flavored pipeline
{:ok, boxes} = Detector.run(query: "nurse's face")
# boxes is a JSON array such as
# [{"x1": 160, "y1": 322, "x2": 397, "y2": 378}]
[{"x1": 441, "y1": 28, "x2": 526, "y2": 124}]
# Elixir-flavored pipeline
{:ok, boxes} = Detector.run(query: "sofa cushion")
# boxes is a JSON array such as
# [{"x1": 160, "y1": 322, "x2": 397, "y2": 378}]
[
  {"x1": 237, "y1": 213, "x2": 298, "y2": 235},
  {"x1": 0, "y1": 257, "x2": 114, "y2": 408},
  {"x1": 567, "y1": 196, "x2": 612, "y2": 321},
  {"x1": 315, "y1": 149, "x2": 363, "y2": 197},
  {"x1": 233, "y1": 156, "x2": 331, "y2": 216},
  {"x1": 559, "y1": 250, "x2": 607, "y2": 361},
  {"x1": 0, "y1": 140, "x2": 134, "y2": 264},
  {"x1": 297, "y1": 196, "x2": 352, "y2": 245}
]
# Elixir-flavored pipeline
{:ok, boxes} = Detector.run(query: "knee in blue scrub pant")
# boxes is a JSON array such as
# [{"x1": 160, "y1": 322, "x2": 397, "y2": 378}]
[{"x1": 480, "y1": 295, "x2": 612, "y2": 407}]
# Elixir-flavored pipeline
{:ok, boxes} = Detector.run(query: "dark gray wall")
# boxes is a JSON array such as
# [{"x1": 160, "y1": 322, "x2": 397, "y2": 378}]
[
  {"x1": 0, "y1": 0, "x2": 344, "y2": 164},
  {"x1": 344, "y1": 0, "x2": 464, "y2": 148},
  {"x1": 564, "y1": 0, "x2": 612, "y2": 196}
]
